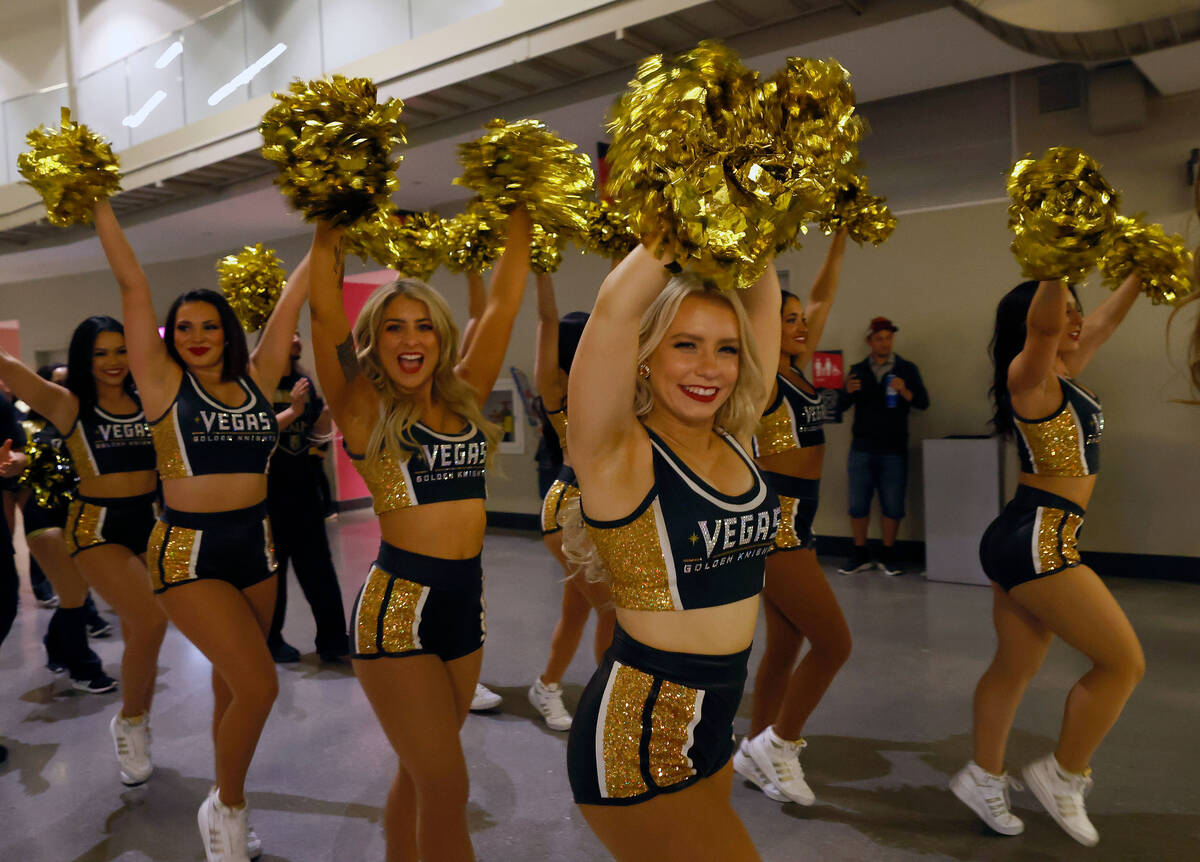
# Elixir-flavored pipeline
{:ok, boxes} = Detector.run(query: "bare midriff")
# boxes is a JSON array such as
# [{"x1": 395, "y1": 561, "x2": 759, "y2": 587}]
[
  {"x1": 78, "y1": 470, "x2": 157, "y2": 500},
  {"x1": 161, "y1": 474, "x2": 267, "y2": 512},
  {"x1": 378, "y1": 498, "x2": 488, "y2": 559},
  {"x1": 616, "y1": 595, "x2": 759, "y2": 656},
  {"x1": 755, "y1": 444, "x2": 824, "y2": 480},
  {"x1": 1018, "y1": 473, "x2": 1095, "y2": 510}
]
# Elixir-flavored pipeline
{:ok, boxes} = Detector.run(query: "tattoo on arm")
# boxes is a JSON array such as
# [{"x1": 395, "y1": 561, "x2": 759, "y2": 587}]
[
  {"x1": 333, "y1": 239, "x2": 346, "y2": 289},
  {"x1": 336, "y1": 334, "x2": 359, "y2": 384}
]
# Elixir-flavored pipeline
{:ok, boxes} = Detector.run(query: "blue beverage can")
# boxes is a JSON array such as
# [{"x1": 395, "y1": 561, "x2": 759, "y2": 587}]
[{"x1": 884, "y1": 373, "x2": 899, "y2": 408}]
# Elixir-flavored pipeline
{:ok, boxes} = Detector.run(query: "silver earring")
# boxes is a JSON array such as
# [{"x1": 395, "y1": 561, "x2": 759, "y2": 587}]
[{"x1": 638, "y1": 362, "x2": 650, "y2": 379}]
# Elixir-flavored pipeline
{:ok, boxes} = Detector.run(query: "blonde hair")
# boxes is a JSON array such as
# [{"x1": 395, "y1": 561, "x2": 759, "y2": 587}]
[
  {"x1": 634, "y1": 273, "x2": 767, "y2": 442},
  {"x1": 562, "y1": 274, "x2": 768, "y2": 585},
  {"x1": 352, "y1": 278, "x2": 501, "y2": 468}
]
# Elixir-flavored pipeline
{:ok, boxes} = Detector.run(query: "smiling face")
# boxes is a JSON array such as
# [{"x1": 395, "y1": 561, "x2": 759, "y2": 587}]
[
  {"x1": 376, "y1": 295, "x2": 440, "y2": 391},
  {"x1": 780, "y1": 295, "x2": 809, "y2": 358},
  {"x1": 90, "y1": 333, "x2": 128, "y2": 388},
  {"x1": 1058, "y1": 292, "x2": 1084, "y2": 355},
  {"x1": 173, "y1": 301, "x2": 225, "y2": 372},
  {"x1": 646, "y1": 294, "x2": 741, "y2": 425}
]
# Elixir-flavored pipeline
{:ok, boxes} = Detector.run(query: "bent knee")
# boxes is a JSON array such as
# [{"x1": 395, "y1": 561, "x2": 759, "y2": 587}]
[{"x1": 409, "y1": 766, "x2": 469, "y2": 808}]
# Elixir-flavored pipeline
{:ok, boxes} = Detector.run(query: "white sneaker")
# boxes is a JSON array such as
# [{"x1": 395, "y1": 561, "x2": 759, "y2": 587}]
[
  {"x1": 110, "y1": 712, "x2": 153, "y2": 786},
  {"x1": 747, "y1": 727, "x2": 815, "y2": 806},
  {"x1": 1023, "y1": 754, "x2": 1099, "y2": 846},
  {"x1": 469, "y1": 683, "x2": 502, "y2": 711},
  {"x1": 246, "y1": 821, "x2": 262, "y2": 860},
  {"x1": 733, "y1": 738, "x2": 789, "y2": 803},
  {"x1": 949, "y1": 761, "x2": 1024, "y2": 835},
  {"x1": 528, "y1": 678, "x2": 572, "y2": 731},
  {"x1": 198, "y1": 786, "x2": 251, "y2": 862}
]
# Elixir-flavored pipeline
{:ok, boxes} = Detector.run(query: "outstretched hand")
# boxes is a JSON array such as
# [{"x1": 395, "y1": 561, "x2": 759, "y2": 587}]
[
  {"x1": 0, "y1": 438, "x2": 27, "y2": 478},
  {"x1": 289, "y1": 377, "x2": 311, "y2": 411}
]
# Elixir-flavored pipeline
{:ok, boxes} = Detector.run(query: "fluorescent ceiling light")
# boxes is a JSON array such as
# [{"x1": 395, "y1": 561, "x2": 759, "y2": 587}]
[
  {"x1": 155, "y1": 41, "x2": 183, "y2": 69},
  {"x1": 207, "y1": 42, "x2": 287, "y2": 107},
  {"x1": 123, "y1": 90, "x2": 168, "y2": 128}
]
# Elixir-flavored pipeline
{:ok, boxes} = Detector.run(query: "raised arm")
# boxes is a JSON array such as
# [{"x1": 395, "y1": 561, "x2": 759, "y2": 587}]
[
  {"x1": 0, "y1": 349, "x2": 77, "y2": 432},
  {"x1": 1065, "y1": 270, "x2": 1142, "y2": 376},
  {"x1": 801, "y1": 229, "x2": 848, "y2": 361},
  {"x1": 250, "y1": 253, "x2": 311, "y2": 393},
  {"x1": 92, "y1": 201, "x2": 177, "y2": 409},
  {"x1": 307, "y1": 222, "x2": 377, "y2": 436},
  {"x1": 533, "y1": 272, "x2": 566, "y2": 409},
  {"x1": 1008, "y1": 280, "x2": 1069, "y2": 404},
  {"x1": 740, "y1": 263, "x2": 784, "y2": 417},
  {"x1": 567, "y1": 243, "x2": 674, "y2": 470},
  {"x1": 458, "y1": 271, "x2": 487, "y2": 356},
  {"x1": 454, "y1": 208, "x2": 532, "y2": 402}
]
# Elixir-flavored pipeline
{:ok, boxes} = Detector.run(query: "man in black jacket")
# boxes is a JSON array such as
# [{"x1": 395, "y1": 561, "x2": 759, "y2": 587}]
[{"x1": 836, "y1": 318, "x2": 929, "y2": 576}]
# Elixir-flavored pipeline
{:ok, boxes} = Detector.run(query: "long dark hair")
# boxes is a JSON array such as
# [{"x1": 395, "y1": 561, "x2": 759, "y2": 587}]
[
  {"x1": 780, "y1": 289, "x2": 800, "y2": 312},
  {"x1": 66, "y1": 316, "x2": 137, "y2": 411},
  {"x1": 558, "y1": 311, "x2": 589, "y2": 375},
  {"x1": 163, "y1": 289, "x2": 249, "y2": 380},
  {"x1": 989, "y1": 281, "x2": 1081, "y2": 436}
]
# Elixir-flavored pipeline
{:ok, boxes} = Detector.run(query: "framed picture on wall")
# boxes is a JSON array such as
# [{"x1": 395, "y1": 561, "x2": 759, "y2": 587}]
[{"x1": 484, "y1": 377, "x2": 525, "y2": 455}]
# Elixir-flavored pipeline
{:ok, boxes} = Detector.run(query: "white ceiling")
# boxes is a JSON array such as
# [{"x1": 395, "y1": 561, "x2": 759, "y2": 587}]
[
  {"x1": 0, "y1": 6, "x2": 1051, "y2": 285},
  {"x1": 1134, "y1": 39, "x2": 1200, "y2": 95}
]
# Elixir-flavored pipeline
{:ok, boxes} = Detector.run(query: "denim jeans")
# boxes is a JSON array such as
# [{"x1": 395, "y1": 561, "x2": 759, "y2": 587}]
[{"x1": 847, "y1": 448, "x2": 908, "y2": 520}]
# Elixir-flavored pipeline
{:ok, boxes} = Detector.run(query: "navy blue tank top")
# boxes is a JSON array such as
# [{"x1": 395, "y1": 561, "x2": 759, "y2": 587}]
[
  {"x1": 150, "y1": 372, "x2": 278, "y2": 478},
  {"x1": 754, "y1": 369, "x2": 825, "y2": 456},
  {"x1": 1014, "y1": 377, "x2": 1102, "y2": 477},
  {"x1": 583, "y1": 427, "x2": 780, "y2": 611},
  {"x1": 64, "y1": 404, "x2": 156, "y2": 479}
]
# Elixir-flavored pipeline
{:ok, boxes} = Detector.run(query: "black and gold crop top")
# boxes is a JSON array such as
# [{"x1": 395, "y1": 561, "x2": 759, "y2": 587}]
[
  {"x1": 753, "y1": 370, "x2": 825, "y2": 457},
  {"x1": 150, "y1": 372, "x2": 278, "y2": 479},
  {"x1": 64, "y1": 404, "x2": 156, "y2": 480},
  {"x1": 347, "y1": 421, "x2": 488, "y2": 515},
  {"x1": 1014, "y1": 377, "x2": 1102, "y2": 477},
  {"x1": 544, "y1": 404, "x2": 568, "y2": 456},
  {"x1": 583, "y1": 427, "x2": 780, "y2": 612}
]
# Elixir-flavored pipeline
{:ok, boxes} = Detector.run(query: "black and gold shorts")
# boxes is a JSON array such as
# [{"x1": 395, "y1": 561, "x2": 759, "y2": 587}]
[
  {"x1": 763, "y1": 472, "x2": 819, "y2": 553},
  {"x1": 540, "y1": 466, "x2": 579, "y2": 536},
  {"x1": 567, "y1": 625, "x2": 750, "y2": 806},
  {"x1": 147, "y1": 503, "x2": 276, "y2": 594},
  {"x1": 66, "y1": 493, "x2": 157, "y2": 557},
  {"x1": 351, "y1": 541, "x2": 485, "y2": 662},
  {"x1": 22, "y1": 497, "x2": 68, "y2": 538},
  {"x1": 980, "y1": 485, "x2": 1085, "y2": 592}
]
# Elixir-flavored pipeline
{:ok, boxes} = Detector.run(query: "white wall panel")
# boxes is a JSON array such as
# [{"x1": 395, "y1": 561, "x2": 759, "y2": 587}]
[
  {"x1": 181, "y1": 3, "x2": 250, "y2": 122},
  {"x1": 246, "y1": 0, "x2": 323, "y2": 98},
  {"x1": 77, "y1": 60, "x2": 132, "y2": 152},
  {"x1": 126, "y1": 37, "x2": 188, "y2": 146},
  {"x1": 411, "y1": 0, "x2": 501, "y2": 38},
  {"x1": 2, "y1": 89, "x2": 66, "y2": 185},
  {"x1": 320, "y1": 0, "x2": 411, "y2": 72},
  {"x1": 77, "y1": 0, "x2": 226, "y2": 76}
]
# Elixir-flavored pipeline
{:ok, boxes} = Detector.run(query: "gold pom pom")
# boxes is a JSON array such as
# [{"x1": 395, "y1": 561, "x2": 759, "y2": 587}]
[
  {"x1": 443, "y1": 204, "x2": 507, "y2": 273},
  {"x1": 1007, "y1": 147, "x2": 1121, "y2": 282},
  {"x1": 530, "y1": 224, "x2": 566, "y2": 275},
  {"x1": 1100, "y1": 215, "x2": 1195, "y2": 305},
  {"x1": 260, "y1": 75, "x2": 406, "y2": 226},
  {"x1": 17, "y1": 107, "x2": 122, "y2": 227},
  {"x1": 820, "y1": 177, "x2": 896, "y2": 246},
  {"x1": 579, "y1": 200, "x2": 638, "y2": 260},
  {"x1": 18, "y1": 433, "x2": 78, "y2": 510},
  {"x1": 344, "y1": 210, "x2": 447, "y2": 281},
  {"x1": 216, "y1": 244, "x2": 287, "y2": 332},
  {"x1": 454, "y1": 118, "x2": 594, "y2": 234}
]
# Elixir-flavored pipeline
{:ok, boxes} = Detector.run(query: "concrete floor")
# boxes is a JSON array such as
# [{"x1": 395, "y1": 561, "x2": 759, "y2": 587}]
[{"x1": 1, "y1": 510, "x2": 1198, "y2": 861}]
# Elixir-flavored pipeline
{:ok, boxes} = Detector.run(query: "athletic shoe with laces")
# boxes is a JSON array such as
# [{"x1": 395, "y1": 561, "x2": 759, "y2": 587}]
[
  {"x1": 110, "y1": 712, "x2": 153, "y2": 786},
  {"x1": 733, "y1": 737, "x2": 789, "y2": 802},
  {"x1": 878, "y1": 547, "x2": 904, "y2": 577},
  {"x1": 837, "y1": 547, "x2": 874, "y2": 575},
  {"x1": 87, "y1": 617, "x2": 114, "y2": 638},
  {"x1": 72, "y1": 673, "x2": 118, "y2": 694},
  {"x1": 747, "y1": 727, "x2": 816, "y2": 805},
  {"x1": 198, "y1": 786, "x2": 252, "y2": 862},
  {"x1": 246, "y1": 821, "x2": 262, "y2": 859},
  {"x1": 46, "y1": 659, "x2": 68, "y2": 676},
  {"x1": 469, "y1": 683, "x2": 502, "y2": 711},
  {"x1": 528, "y1": 678, "x2": 572, "y2": 731},
  {"x1": 36, "y1": 594, "x2": 60, "y2": 609},
  {"x1": 1023, "y1": 754, "x2": 1099, "y2": 846},
  {"x1": 949, "y1": 761, "x2": 1024, "y2": 835}
]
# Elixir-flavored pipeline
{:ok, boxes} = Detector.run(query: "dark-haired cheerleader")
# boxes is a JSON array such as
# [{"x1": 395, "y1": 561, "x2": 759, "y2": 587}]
[
  {"x1": 93, "y1": 199, "x2": 308, "y2": 862},
  {"x1": 951, "y1": 274, "x2": 1145, "y2": 847}
]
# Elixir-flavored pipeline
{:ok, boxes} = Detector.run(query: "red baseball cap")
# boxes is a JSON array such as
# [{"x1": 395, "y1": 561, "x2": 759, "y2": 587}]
[{"x1": 866, "y1": 317, "x2": 898, "y2": 337}]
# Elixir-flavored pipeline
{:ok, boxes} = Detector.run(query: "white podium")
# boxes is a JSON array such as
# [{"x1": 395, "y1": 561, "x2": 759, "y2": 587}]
[{"x1": 922, "y1": 437, "x2": 1003, "y2": 586}]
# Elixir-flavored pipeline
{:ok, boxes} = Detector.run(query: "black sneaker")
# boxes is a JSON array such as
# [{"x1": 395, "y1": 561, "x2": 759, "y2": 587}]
[
  {"x1": 837, "y1": 547, "x2": 874, "y2": 575},
  {"x1": 879, "y1": 547, "x2": 904, "y2": 577},
  {"x1": 270, "y1": 641, "x2": 301, "y2": 664},
  {"x1": 46, "y1": 660, "x2": 68, "y2": 676},
  {"x1": 87, "y1": 618, "x2": 114, "y2": 638},
  {"x1": 0, "y1": 743, "x2": 8, "y2": 766},
  {"x1": 72, "y1": 674, "x2": 118, "y2": 694}
]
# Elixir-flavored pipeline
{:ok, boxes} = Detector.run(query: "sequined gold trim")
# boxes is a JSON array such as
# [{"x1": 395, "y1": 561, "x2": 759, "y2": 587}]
[
  {"x1": 380, "y1": 577, "x2": 426, "y2": 654},
  {"x1": 149, "y1": 521, "x2": 197, "y2": 591},
  {"x1": 64, "y1": 426, "x2": 99, "y2": 481},
  {"x1": 541, "y1": 480, "x2": 567, "y2": 533},
  {"x1": 587, "y1": 503, "x2": 674, "y2": 611},
  {"x1": 1061, "y1": 512, "x2": 1083, "y2": 567},
  {"x1": 152, "y1": 409, "x2": 189, "y2": 480},
  {"x1": 351, "y1": 447, "x2": 414, "y2": 515},
  {"x1": 354, "y1": 567, "x2": 390, "y2": 655},
  {"x1": 66, "y1": 499, "x2": 101, "y2": 554},
  {"x1": 647, "y1": 680, "x2": 700, "y2": 789},
  {"x1": 1017, "y1": 408, "x2": 1086, "y2": 477},
  {"x1": 774, "y1": 494, "x2": 800, "y2": 550},
  {"x1": 547, "y1": 409, "x2": 568, "y2": 454},
  {"x1": 602, "y1": 664, "x2": 653, "y2": 798},
  {"x1": 753, "y1": 400, "x2": 796, "y2": 458}
]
